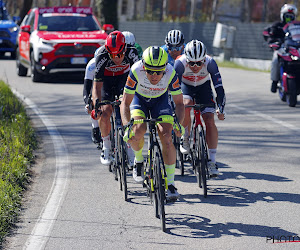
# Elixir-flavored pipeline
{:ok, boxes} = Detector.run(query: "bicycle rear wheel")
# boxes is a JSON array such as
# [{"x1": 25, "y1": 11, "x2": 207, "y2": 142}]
[{"x1": 153, "y1": 151, "x2": 166, "y2": 232}]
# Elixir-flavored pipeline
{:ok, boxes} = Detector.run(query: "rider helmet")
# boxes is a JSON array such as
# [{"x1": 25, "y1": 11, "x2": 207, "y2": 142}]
[
  {"x1": 122, "y1": 31, "x2": 136, "y2": 46},
  {"x1": 184, "y1": 40, "x2": 206, "y2": 62},
  {"x1": 105, "y1": 31, "x2": 126, "y2": 55},
  {"x1": 165, "y1": 29, "x2": 184, "y2": 47},
  {"x1": 280, "y1": 4, "x2": 298, "y2": 23},
  {"x1": 142, "y1": 46, "x2": 168, "y2": 71}
]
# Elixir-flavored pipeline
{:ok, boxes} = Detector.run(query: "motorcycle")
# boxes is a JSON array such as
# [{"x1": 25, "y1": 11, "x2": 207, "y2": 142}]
[{"x1": 263, "y1": 21, "x2": 300, "y2": 107}]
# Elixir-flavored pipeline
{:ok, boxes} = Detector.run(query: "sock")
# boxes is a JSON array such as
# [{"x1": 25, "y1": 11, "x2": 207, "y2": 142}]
[
  {"x1": 184, "y1": 126, "x2": 189, "y2": 138},
  {"x1": 102, "y1": 135, "x2": 111, "y2": 149},
  {"x1": 165, "y1": 164, "x2": 175, "y2": 186},
  {"x1": 133, "y1": 147, "x2": 144, "y2": 163},
  {"x1": 91, "y1": 118, "x2": 99, "y2": 128},
  {"x1": 209, "y1": 148, "x2": 217, "y2": 163}
]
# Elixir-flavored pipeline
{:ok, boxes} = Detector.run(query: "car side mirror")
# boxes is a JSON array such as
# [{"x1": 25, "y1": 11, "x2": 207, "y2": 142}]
[
  {"x1": 20, "y1": 25, "x2": 31, "y2": 33},
  {"x1": 13, "y1": 16, "x2": 20, "y2": 23}
]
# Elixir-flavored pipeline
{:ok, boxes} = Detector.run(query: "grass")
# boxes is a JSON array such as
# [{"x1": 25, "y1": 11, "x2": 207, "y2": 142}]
[
  {"x1": 0, "y1": 80, "x2": 37, "y2": 245},
  {"x1": 216, "y1": 60, "x2": 270, "y2": 72}
]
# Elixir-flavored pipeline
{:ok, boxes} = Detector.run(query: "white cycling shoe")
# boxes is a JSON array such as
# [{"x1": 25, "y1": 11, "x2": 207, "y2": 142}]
[
  {"x1": 100, "y1": 148, "x2": 111, "y2": 165},
  {"x1": 208, "y1": 162, "x2": 219, "y2": 177}
]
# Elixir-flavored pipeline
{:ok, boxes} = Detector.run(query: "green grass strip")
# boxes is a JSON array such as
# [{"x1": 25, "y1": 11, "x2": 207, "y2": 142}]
[{"x1": 0, "y1": 80, "x2": 37, "y2": 245}]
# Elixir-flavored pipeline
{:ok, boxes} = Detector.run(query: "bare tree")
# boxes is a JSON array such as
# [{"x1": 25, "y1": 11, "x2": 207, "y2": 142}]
[
  {"x1": 211, "y1": 0, "x2": 218, "y2": 22},
  {"x1": 18, "y1": 0, "x2": 33, "y2": 24}
]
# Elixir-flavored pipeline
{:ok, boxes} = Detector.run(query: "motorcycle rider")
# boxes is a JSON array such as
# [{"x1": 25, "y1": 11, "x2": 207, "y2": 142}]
[{"x1": 263, "y1": 4, "x2": 298, "y2": 93}]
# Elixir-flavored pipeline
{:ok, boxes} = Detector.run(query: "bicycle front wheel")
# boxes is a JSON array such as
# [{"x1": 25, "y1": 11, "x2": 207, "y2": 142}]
[
  {"x1": 153, "y1": 151, "x2": 166, "y2": 232},
  {"x1": 118, "y1": 131, "x2": 128, "y2": 201},
  {"x1": 196, "y1": 129, "x2": 208, "y2": 197}
]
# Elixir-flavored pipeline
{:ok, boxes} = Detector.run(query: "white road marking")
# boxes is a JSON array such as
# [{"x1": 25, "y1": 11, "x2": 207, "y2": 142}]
[
  {"x1": 228, "y1": 104, "x2": 299, "y2": 131},
  {"x1": 12, "y1": 90, "x2": 70, "y2": 250}
]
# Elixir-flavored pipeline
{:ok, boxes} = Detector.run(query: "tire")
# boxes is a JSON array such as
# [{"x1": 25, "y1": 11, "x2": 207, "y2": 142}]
[
  {"x1": 195, "y1": 128, "x2": 208, "y2": 197},
  {"x1": 119, "y1": 131, "x2": 128, "y2": 201},
  {"x1": 30, "y1": 51, "x2": 43, "y2": 82},
  {"x1": 16, "y1": 48, "x2": 28, "y2": 76},
  {"x1": 153, "y1": 151, "x2": 166, "y2": 232},
  {"x1": 286, "y1": 78, "x2": 297, "y2": 107},
  {"x1": 278, "y1": 85, "x2": 286, "y2": 102}
]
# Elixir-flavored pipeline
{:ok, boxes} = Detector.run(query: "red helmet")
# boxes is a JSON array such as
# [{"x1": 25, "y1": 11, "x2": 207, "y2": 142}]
[{"x1": 105, "y1": 31, "x2": 126, "y2": 55}]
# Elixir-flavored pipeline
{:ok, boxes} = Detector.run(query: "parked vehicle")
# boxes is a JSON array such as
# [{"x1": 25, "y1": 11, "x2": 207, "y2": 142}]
[
  {"x1": 263, "y1": 21, "x2": 300, "y2": 107},
  {"x1": 16, "y1": 6, "x2": 110, "y2": 82},
  {"x1": 0, "y1": 0, "x2": 19, "y2": 58}
]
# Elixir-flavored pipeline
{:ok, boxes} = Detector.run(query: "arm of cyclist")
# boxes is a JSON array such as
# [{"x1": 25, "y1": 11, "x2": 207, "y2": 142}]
[
  {"x1": 120, "y1": 71, "x2": 138, "y2": 142},
  {"x1": 83, "y1": 58, "x2": 96, "y2": 114},
  {"x1": 207, "y1": 57, "x2": 226, "y2": 120},
  {"x1": 168, "y1": 69, "x2": 185, "y2": 136}
]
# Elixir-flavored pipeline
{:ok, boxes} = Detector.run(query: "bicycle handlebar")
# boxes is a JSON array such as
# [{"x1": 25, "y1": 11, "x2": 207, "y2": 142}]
[{"x1": 93, "y1": 98, "x2": 121, "y2": 118}]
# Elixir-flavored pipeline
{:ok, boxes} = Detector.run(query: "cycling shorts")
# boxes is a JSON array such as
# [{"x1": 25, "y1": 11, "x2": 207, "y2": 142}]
[
  {"x1": 181, "y1": 80, "x2": 216, "y2": 114},
  {"x1": 101, "y1": 75, "x2": 127, "y2": 101},
  {"x1": 130, "y1": 91, "x2": 173, "y2": 122}
]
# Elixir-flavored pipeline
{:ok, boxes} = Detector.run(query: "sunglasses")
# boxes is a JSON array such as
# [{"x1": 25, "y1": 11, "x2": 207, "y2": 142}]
[
  {"x1": 188, "y1": 60, "x2": 204, "y2": 67},
  {"x1": 146, "y1": 70, "x2": 165, "y2": 75},
  {"x1": 109, "y1": 51, "x2": 125, "y2": 59},
  {"x1": 167, "y1": 46, "x2": 182, "y2": 51}
]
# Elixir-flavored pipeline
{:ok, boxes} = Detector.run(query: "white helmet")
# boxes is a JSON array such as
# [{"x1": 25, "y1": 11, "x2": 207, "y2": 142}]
[
  {"x1": 280, "y1": 4, "x2": 298, "y2": 22},
  {"x1": 122, "y1": 31, "x2": 136, "y2": 46},
  {"x1": 184, "y1": 40, "x2": 206, "y2": 62},
  {"x1": 165, "y1": 29, "x2": 184, "y2": 47}
]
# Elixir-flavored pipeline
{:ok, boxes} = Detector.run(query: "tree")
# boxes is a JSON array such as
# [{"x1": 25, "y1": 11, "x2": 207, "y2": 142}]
[
  {"x1": 96, "y1": 0, "x2": 118, "y2": 29},
  {"x1": 18, "y1": 0, "x2": 33, "y2": 25}
]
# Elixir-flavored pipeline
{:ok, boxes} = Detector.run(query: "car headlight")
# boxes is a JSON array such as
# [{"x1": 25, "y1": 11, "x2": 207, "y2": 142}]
[
  {"x1": 9, "y1": 26, "x2": 19, "y2": 33},
  {"x1": 40, "y1": 39, "x2": 56, "y2": 47}
]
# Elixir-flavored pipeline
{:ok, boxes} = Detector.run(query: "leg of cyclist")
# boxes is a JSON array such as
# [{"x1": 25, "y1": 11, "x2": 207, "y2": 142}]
[
  {"x1": 157, "y1": 121, "x2": 180, "y2": 200},
  {"x1": 202, "y1": 109, "x2": 219, "y2": 177},
  {"x1": 180, "y1": 96, "x2": 193, "y2": 154},
  {"x1": 129, "y1": 116, "x2": 147, "y2": 183},
  {"x1": 99, "y1": 104, "x2": 113, "y2": 165}
]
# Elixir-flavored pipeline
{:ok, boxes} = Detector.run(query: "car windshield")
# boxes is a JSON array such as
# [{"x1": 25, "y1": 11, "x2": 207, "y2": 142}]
[{"x1": 38, "y1": 13, "x2": 100, "y2": 32}]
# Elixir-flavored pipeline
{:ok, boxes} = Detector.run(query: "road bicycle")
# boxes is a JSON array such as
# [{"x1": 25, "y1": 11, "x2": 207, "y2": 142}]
[
  {"x1": 94, "y1": 98, "x2": 128, "y2": 201},
  {"x1": 125, "y1": 116, "x2": 176, "y2": 232},
  {"x1": 186, "y1": 103, "x2": 215, "y2": 198}
]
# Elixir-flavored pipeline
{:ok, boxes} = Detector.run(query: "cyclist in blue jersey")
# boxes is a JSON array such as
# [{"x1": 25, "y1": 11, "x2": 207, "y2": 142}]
[
  {"x1": 120, "y1": 46, "x2": 185, "y2": 201},
  {"x1": 161, "y1": 29, "x2": 185, "y2": 66},
  {"x1": 174, "y1": 40, "x2": 226, "y2": 177}
]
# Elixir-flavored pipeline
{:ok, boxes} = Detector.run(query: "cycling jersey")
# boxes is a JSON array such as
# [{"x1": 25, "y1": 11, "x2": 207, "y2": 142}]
[
  {"x1": 161, "y1": 44, "x2": 184, "y2": 66},
  {"x1": 124, "y1": 61, "x2": 181, "y2": 99},
  {"x1": 94, "y1": 45, "x2": 139, "y2": 81},
  {"x1": 174, "y1": 54, "x2": 226, "y2": 112}
]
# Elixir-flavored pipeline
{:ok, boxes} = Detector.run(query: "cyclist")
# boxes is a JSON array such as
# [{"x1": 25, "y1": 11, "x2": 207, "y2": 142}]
[
  {"x1": 263, "y1": 4, "x2": 298, "y2": 93},
  {"x1": 161, "y1": 29, "x2": 185, "y2": 66},
  {"x1": 93, "y1": 30, "x2": 139, "y2": 165},
  {"x1": 174, "y1": 40, "x2": 226, "y2": 177},
  {"x1": 120, "y1": 46, "x2": 185, "y2": 201},
  {"x1": 122, "y1": 31, "x2": 143, "y2": 59}
]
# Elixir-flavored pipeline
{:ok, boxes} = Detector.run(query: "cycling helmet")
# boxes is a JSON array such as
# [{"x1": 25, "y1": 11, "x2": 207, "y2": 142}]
[
  {"x1": 280, "y1": 4, "x2": 298, "y2": 23},
  {"x1": 105, "y1": 31, "x2": 126, "y2": 54},
  {"x1": 165, "y1": 30, "x2": 184, "y2": 47},
  {"x1": 184, "y1": 40, "x2": 207, "y2": 62},
  {"x1": 142, "y1": 46, "x2": 168, "y2": 71},
  {"x1": 122, "y1": 31, "x2": 136, "y2": 46}
]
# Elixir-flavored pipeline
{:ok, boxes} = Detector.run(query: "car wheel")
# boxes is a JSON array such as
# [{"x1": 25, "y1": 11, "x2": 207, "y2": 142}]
[
  {"x1": 16, "y1": 48, "x2": 28, "y2": 76},
  {"x1": 31, "y1": 51, "x2": 43, "y2": 82}
]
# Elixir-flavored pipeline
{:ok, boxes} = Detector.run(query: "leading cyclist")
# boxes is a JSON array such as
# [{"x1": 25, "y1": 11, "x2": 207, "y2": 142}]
[
  {"x1": 120, "y1": 46, "x2": 185, "y2": 201},
  {"x1": 174, "y1": 40, "x2": 226, "y2": 177},
  {"x1": 93, "y1": 31, "x2": 139, "y2": 165}
]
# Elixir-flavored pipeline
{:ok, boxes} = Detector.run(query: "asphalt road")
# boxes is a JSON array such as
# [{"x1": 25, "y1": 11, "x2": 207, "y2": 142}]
[{"x1": 1, "y1": 56, "x2": 300, "y2": 250}]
